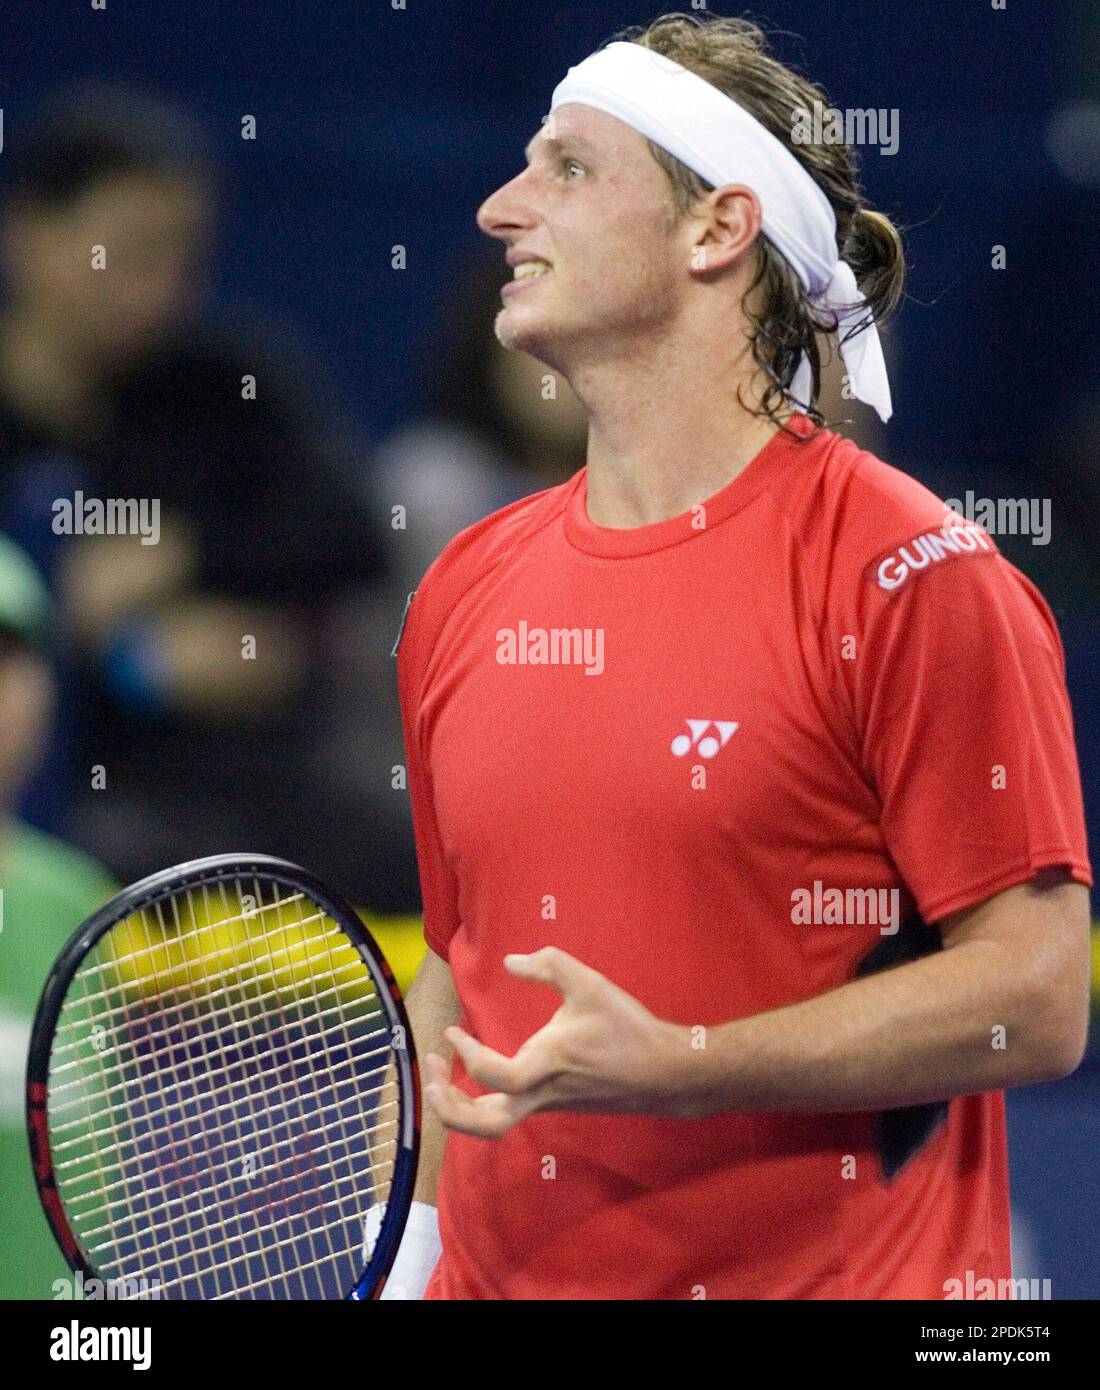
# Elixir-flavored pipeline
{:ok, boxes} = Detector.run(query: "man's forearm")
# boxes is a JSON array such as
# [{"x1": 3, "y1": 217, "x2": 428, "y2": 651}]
[
  {"x1": 675, "y1": 935, "x2": 1077, "y2": 1118},
  {"x1": 371, "y1": 948, "x2": 459, "y2": 1298},
  {"x1": 404, "y1": 949, "x2": 461, "y2": 1203},
  {"x1": 413, "y1": 1090, "x2": 448, "y2": 1205},
  {"x1": 425, "y1": 879, "x2": 1088, "y2": 1140}
]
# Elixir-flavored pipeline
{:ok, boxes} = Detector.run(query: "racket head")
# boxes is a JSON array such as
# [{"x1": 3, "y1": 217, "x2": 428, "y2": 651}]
[{"x1": 26, "y1": 853, "x2": 419, "y2": 1301}]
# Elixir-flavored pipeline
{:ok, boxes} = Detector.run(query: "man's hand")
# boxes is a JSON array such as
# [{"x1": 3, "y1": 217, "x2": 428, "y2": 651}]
[{"x1": 423, "y1": 947, "x2": 688, "y2": 1139}]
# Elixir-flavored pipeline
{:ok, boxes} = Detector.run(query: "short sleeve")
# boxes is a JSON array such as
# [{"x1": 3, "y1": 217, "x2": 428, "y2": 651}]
[
  {"x1": 396, "y1": 593, "x2": 461, "y2": 958},
  {"x1": 843, "y1": 550, "x2": 1092, "y2": 923}
]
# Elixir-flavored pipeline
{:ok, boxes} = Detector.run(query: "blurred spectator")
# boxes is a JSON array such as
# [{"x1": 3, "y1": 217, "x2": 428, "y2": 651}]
[
  {"x1": 369, "y1": 249, "x2": 588, "y2": 597},
  {"x1": 0, "y1": 84, "x2": 387, "y2": 895},
  {"x1": 0, "y1": 536, "x2": 116, "y2": 1299}
]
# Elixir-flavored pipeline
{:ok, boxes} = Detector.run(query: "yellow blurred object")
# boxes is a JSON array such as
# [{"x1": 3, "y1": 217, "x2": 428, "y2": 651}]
[
  {"x1": 108, "y1": 901, "x2": 249, "y2": 996},
  {"x1": 359, "y1": 913, "x2": 428, "y2": 995},
  {"x1": 1091, "y1": 924, "x2": 1100, "y2": 1007},
  {"x1": 105, "y1": 886, "x2": 379, "y2": 1005}
]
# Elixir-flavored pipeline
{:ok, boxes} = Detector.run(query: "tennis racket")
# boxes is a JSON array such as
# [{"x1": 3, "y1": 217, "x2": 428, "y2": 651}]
[{"x1": 26, "y1": 853, "x2": 419, "y2": 1300}]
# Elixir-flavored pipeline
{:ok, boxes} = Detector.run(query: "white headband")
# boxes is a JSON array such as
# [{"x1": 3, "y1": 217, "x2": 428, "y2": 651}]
[{"x1": 550, "y1": 41, "x2": 893, "y2": 422}]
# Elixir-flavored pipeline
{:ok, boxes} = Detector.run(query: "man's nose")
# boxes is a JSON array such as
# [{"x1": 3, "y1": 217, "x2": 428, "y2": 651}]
[{"x1": 477, "y1": 169, "x2": 536, "y2": 240}]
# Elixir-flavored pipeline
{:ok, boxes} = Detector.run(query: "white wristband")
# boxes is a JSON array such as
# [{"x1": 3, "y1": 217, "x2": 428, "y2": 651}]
[{"x1": 363, "y1": 1200, "x2": 441, "y2": 1301}]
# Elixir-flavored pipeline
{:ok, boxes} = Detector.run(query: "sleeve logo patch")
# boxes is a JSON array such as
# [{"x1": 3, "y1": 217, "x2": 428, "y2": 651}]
[{"x1": 868, "y1": 514, "x2": 997, "y2": 593}]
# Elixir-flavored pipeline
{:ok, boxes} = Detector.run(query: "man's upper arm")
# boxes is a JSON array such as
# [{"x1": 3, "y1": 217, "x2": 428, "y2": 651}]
[
  {"x1": 411, "y1": 943, "x2": 462, "y2": 1018},
  {"x1": 839, "y1": 540, "x2": 1092, "y2": 926},
  {"x1": 937, "y1": 868, "x2": 1092, "y2": 1077}
]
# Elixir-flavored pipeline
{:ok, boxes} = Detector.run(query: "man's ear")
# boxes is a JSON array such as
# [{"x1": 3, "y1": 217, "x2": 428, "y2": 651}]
[{"x1": 686, "y1": 183, "x2": 763, "y2": 277}]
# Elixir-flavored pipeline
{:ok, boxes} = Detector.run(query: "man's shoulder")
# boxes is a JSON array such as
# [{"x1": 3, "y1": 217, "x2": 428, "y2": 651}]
[
  {"x1": 775, "y1": 427, "x2": 999, "y2": 594},
  {"x1": 783, "y1": 427, "x2": 956, "y2": 552},
  {"x1": 417, "y1": 474, "x2": 574, "y2": 599},
  {"x1": 396, "y1": 475, "x2": 576, "y2": 669}
]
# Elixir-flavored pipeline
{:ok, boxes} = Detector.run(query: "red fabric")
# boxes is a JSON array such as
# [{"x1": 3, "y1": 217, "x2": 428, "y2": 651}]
[{"x1": 398, "y1": 414, "x2": 1091, "y2": 1299}]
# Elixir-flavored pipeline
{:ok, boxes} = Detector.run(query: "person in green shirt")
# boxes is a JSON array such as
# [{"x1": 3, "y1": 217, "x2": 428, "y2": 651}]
[{"x1": 0, "y1": 535, "x2": 115, "y2": 1299}]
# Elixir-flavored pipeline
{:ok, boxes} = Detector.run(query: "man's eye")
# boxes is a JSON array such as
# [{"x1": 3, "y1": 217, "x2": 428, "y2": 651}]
[{"x1": 562, "y1": 159, "x2": 585, "y2": 179}]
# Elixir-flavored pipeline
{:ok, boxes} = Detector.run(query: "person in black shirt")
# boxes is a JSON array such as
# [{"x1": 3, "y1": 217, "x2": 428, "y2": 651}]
[{"x1": 0, "y1": 84, "x2": 397, "y2": 900}]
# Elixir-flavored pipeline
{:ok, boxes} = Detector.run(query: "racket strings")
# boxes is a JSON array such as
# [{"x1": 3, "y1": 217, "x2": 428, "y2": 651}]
[
  {"x1": 52, "y1": 1077, "x2": 398, "y2": 1194},
  {"x1": 81, "y1": 1136, "x2": 399, "y2": 1264},
  {"x1": 49, "y1": 910, "x2": 368, "y2": 1041},
  {"x1": 48, "y1": 1015, "x2": 393, "y2": 1130},
  {"x1": 196, "y1": 876, "x2": 345, "y2": 1301},
  {"x1": 46, "y1": 875, "x2": 402, "y2": 1299},
  {"x1": 56, "y1": 1085, "x2": 399, "y2": 1229},
  {"x1": 175, "y1": 875, "x2": 393, "y2": 1300},
  {"x1": 179, "y1": 876, "x2": 306, "y2": 1300},
  {"x1": 53, "y1": 889, "x2": 321, "y2": 989}
]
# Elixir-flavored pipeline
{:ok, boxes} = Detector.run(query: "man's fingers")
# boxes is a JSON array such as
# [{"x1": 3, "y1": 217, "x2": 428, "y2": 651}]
[
  {"x1": 422, "y1": 1051, "x2": 499, "y2": 1133},
  {"x1": 503, "y1": 946, "x2": 599, "y2": 998},
  {"x1": 423, "y1": 1045, "x2": 554, "y2": 1137},
  {"x1": 443, "y1": 1025, "x2": 545, "y2": 1094},
  {"x1": 423, "y1": 1076, "x2": 525, "y2": 1139}
]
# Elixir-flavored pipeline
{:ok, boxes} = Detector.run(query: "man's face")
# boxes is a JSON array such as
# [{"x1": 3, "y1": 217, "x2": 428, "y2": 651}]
[
  {"x1": 477, "y1": 105, "x2": 687, "y2": 369},
  {"x1": 5, "y1": 171, "x2": 213, "y2": 367}
]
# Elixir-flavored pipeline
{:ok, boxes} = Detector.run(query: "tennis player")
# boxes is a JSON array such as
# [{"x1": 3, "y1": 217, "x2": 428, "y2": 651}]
[{"x1": 388, "y1": 14, "x2": 1092, "y2": 1300}]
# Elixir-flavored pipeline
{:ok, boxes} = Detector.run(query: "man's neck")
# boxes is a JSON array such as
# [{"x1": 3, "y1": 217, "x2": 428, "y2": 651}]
[{"x1": 567, "y1": 324, "x2": 791, "y2": 530}]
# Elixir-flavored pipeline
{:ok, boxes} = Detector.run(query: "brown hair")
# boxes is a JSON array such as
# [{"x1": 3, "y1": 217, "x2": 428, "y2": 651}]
[{"x1": 610, "y1": 12, "x2": 905, "y2": 430}]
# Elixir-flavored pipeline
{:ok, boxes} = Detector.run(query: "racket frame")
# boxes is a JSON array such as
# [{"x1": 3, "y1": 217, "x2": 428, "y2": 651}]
[{"x1": 26, "y1": 852, "x2": 420, "y2": 1302}]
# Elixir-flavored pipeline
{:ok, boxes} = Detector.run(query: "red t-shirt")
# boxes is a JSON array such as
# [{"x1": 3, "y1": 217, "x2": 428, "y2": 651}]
[{"x1": 396, "y1": 413, "x2": 1091, "y2": 1300}]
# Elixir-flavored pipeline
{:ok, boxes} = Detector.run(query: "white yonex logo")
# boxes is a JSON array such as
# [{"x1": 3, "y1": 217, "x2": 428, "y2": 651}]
[{"x1": 670, "y1": 720, "x2": 739, "y2": 759}]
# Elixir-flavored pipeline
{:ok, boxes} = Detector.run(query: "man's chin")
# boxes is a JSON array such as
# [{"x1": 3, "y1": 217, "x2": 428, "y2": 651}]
[{"x1": 494, "y1": 306, "x2": 560, "y2": 362}]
